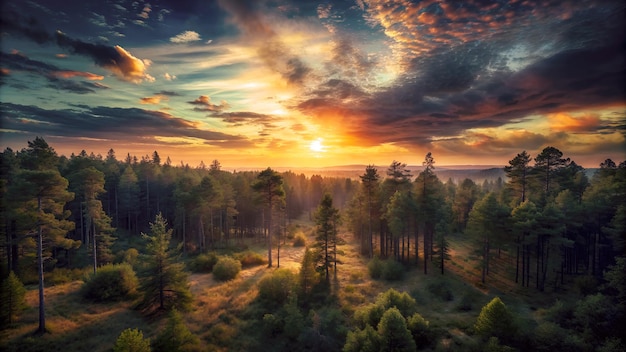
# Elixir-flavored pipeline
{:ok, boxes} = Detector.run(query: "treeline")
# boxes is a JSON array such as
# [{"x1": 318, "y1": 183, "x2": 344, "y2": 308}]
[
  {"x1": 0, "y1": 137, "x2": 357, "y2": 279},
  {"x1": 345, "y1": 149, "x2": 625, "y2": 291}
]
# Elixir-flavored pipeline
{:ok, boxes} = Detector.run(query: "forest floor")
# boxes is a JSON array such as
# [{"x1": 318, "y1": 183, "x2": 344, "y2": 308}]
[{"x1": 1, "y1": 224, "x2": 564, "y2": 351}]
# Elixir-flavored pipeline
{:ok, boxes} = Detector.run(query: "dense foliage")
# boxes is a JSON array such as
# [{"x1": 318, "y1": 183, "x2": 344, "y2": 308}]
[{"x1": 1, "y1": 138, "x2": 624, "y2": 350}]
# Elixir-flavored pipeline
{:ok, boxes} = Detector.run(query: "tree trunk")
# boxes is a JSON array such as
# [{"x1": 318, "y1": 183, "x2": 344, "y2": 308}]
[
  {"x1": 37, "y1": 196, "x2": 46, "y2": 334},
  {"x1": 92, "y1": 221, "x2": 97, "y2": 275},
  {"x1": 515, "y1": 235, "x2": 520, "y2": 283}
]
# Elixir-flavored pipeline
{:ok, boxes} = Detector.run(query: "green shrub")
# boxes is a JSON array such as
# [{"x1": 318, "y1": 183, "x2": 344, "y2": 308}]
[
  {"x1": 258, "y1": 268, "x2": 297, "y2": 305},
  {"x1": 114, "y1": 328, "x2": 151, "y2": 352},
  {"x1": 382, "y1": 259, "x2": 405, "y2": 281},
  {"x1": 343, "y1": 325, "x2": 381, "y2": 352},
  {"x1": 212, "y1": 256, "x2": 241, "y2": 281},
  {"x1": 427, "y1": 280, "x2": 454, "y2": 301},
  {"x1": 367, "y1": 257, "x2": 383, "y2": 279},
  {"x1": 122, "y1": 248, "x2": 139, "y2": 266},
  {"x1": 82, "y1": 263, "x2": 138, "y2": 302},
  {"x1": 457, "y1": 290, "x2": 480, "y2": 311},
  {"x1": 293, "y1": 232, "x2": 307, "y2": 247},
  {"x1": 543, "y1": 299, "x2": 575, "y2": 328},
  {"x1": 234, "y1": 250, "x2": 266, "y2": 268},
  {"x1": 188, "y1": 252, "x2": 219, "y2": 273},
  {"x1": 153, "y1": 309, "x2": 198, "y2": 352},
  {"x1": 407, "y1": 313, "x2": 431, "y2": 348}
]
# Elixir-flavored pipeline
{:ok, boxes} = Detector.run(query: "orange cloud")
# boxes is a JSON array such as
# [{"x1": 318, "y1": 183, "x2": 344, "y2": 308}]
[
  {"x1": 52, "y1": 70, "x2": 104, "y2": 80},
  {"x1": 548, "y1": 112, "x2": 601, "y2": 133},
  {"x1": 140, "y1": 94, "x2": 169, "y2": 105},
  {"x1": 107, "y1": 45, "x2": 155, "y2": 83}
]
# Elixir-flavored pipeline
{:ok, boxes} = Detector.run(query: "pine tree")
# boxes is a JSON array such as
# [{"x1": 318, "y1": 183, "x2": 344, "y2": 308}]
[
  {"x1": 139, "y1": 213, "x2": 192, "y2": 312},
  {"x1": 0, "y1": 271, "x2": 27, "y2": 329},
  {"x1": 377, "y1": 307, "x2": 416, "y2": 352},
  {"x1": 114, "y1": 328, "x2": 151, "y2": 352},
  {"x1": 252, "y1": 168, "x2": 285, "y2": 267},
  {"x1": 153, "y1": 309, "x2": 198, "y2": 352},
  {"x1": 314, "y1": 194, "x2": 342, "y2": 284},
  {"x1": 299, "y1": 247, "x2": 319, "y2": 298},
  {"x1": 474, "y1": 297, "x2": 516, "y2": 342},
  {"x1": 12, "y1": 169, "x2": 76, "y2": 334}
]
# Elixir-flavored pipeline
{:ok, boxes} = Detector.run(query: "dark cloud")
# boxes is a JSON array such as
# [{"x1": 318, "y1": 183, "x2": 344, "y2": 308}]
[
  {"x1": 215, "y1": 111, "x2": 275, "y2": 127},
  {"x1": 157, "y1": 90, "x2": 182, "y2": 96},
  {"x1": 0, "y1": 51, "x2": 107, "y2": 94},
  {"x1": 0, "y1": 103, "x2": 246, "y2": 146},
  {"x1": 188, "y1": 95, "x2": 230, "y2": 112},
  {"x1": 0, "y1": 9, "x2": 53, "y2": 44},
  {"x1": 295, "y1": 1, "x2": 625, "y2": 149}
]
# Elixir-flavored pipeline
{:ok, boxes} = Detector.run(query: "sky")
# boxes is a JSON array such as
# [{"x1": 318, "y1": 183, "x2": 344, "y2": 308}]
[{"x1": 0, "y1": 0, "x2": 624, "y2": 169}]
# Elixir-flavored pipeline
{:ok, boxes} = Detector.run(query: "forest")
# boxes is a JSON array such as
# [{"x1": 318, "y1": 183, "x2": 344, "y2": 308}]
[{"x1": 0, "y1": 137, "x2": 624, "y2": 351}]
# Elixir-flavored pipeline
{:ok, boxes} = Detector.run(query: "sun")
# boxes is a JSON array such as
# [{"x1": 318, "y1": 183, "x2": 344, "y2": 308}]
[{"x1": 309, "y1": 138, "x2": 324, "y2": 152}]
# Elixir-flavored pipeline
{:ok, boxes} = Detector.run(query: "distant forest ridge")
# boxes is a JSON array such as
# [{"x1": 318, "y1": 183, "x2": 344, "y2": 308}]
[{"x1": 267, "y1": 165, "x2": 599, "y2": 183}]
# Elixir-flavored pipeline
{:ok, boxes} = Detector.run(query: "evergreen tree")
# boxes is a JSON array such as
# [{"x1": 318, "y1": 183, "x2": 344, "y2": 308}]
[
  {"x1": 252, "y1": 168, "x2": 285, "y2": 267},
  {"x1": 139, "y1": 213, "x2": 192, "y2": 312},
  {"x1": 114, "y1": 328, "x2": 151, "y2": 352},
  {"x1": 314, "y1": 194, "x2": 342, "y2": 284},
  {"x1": 377, "y1": 307, "x2": 416, "y2": 352},
  {"x1": 474, "y1": 297, "x2": 516, "y2": 342},
  {"x1": 466, "y1": 193, "x2": 510, "y2": 283},
  {"x1": 533, "y1": 146, "x2": 570, "y2": 200},
  {"x1": 299, "y1": 247, "x2": 318, "y2": 298},
  {"x1": 118, "y1": 166, "x2": 139, "y2": 233},
  {"x1": 153, "y1": 309, "x2": 198, "y2": 352},
  {"x1": 12, "y1": 169, "x2": 76, "y2": 334},
  {"x1": 504, "y1": 151, "x2": 532, "y2": 205},
  {"x1": 0, "y1": 271, "x2": 27, "y2": 329},
  {"x1": 359, "y1": 165, "x2": 380, "y2": 258}
]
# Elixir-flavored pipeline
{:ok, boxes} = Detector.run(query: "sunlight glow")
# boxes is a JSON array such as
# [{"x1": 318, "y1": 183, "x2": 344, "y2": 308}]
[{"x1": 309, "y1": 138, "x2": 325, "y2": 153}]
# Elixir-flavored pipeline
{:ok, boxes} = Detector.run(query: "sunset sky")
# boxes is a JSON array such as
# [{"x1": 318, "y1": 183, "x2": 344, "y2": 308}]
[{"x1": 1, "y1": 0, "x2": 624, "y2": 169}]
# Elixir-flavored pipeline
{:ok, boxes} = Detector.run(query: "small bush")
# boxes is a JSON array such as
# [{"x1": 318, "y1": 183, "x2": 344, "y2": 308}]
[
  {"x1": 212, "y1": 256, "x2": 241, "y2": 281},
  {"x1": 457, "y1": 291, "x2": 479, "y2": 311},
  {"x1": 234, "y1": 250, "x2": 266, "y2": 268},
  {"x1": 122, "y1": 248, "x2": 139, "y2": 266},
  {"x1": 407, "y1": 312, "x2": 432, "y2": 349},
  {"x1": 293, "y1": 232, "x2": 307, "y2": 247},
  {"x1": 258, "y1": 269, "x2": 297, "y2": 305},
  {"x1": 574, "y1": 275, "x2": 598, "y2": 296},
  {"x1": 382, "y1": 259, "x2": 405, "y2": 281},
  {"x1": 188, "y1": 252, "x2": 218, "y2": 273},
  {"x1": 114, "y1": 328, "x2": 150, "y2": 352},
  {"x1": 427, "y1": 280, "x2": 454, "y2": 301},
  {"x1": 367, "y1": 257, "x2": 384, "y2": 279},
  {"x1": 82, "y1": 263, "x2": 138, "y2": 302}
]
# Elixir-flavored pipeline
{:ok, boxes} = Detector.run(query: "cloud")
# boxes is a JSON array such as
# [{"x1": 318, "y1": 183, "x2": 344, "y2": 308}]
[
  {"x1": 55, "y1": 31, "x2": 154, "y2": 83},
  {"x1": 163, "y1": 72, "x2": 177, "y2": 80},
  {"x1": 0, "y1": 103, "x2": 247, "y2": 147},
  {"x1": 217, "y1": 0, "x2": 311, "y2": 86},
  {"x1": 140, "y1": 94, "x2": 168, "y2": 105},
  {"x1": 137, "y1": 3, "x2": 151, "y2": 19},
  {"x1": 0, "y1": 51, "x2": 108, "y2": 94},
  {"x1": 170, "y1": 30, "x2": 202, "y2": 43},
  {"x1": 51, "y1": 71, "x2": 104, "y2": 80},
  {"x1": 188, "y1": 95, "x2": 230, "y2": 112},
  {"x1": 548, "y1": 113, "x2": 602, "y2": 133}
]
